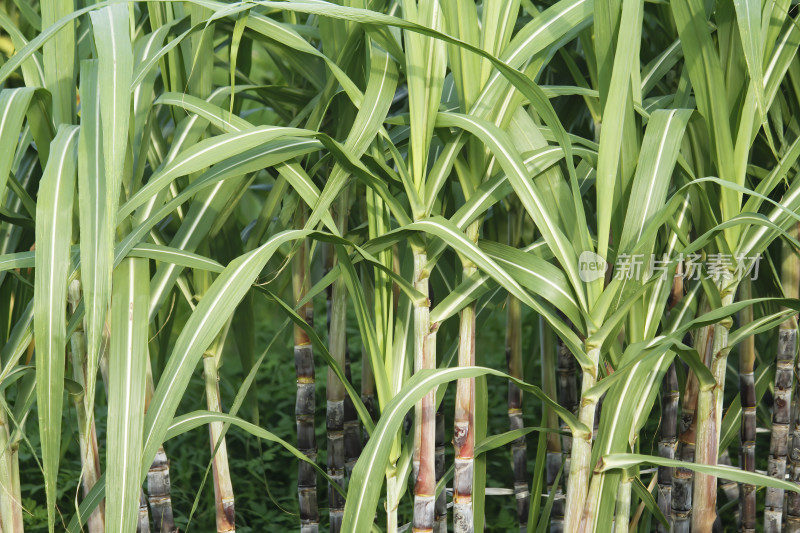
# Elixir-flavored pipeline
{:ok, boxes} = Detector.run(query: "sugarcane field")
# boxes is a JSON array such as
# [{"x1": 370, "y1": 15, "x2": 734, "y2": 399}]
[{"x1": 3, "y1": 0, "x2": 800, "y2": 531}]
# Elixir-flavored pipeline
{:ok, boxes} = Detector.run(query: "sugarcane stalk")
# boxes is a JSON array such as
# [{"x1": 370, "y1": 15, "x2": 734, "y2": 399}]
[
  {"x1": 141, "y1": 325, "x2": 177, "y2": 533},
  {"x1": 614, "y1": 470, "x2": 633, "y2": 533},
  {"x1": 343, "y1": 351, "x2": 362, "y2": 477},
  {"x1": 67, "y1": 279, "x2": 105, "y2": 532},
  {"x1": 764, "y1": 239, "x2": 800, "y2": 533},
  {"x1": 557, "y1": 340, "x2": 577, "y2": 490},
  {"x1": 413, "y1": 248, "x2": 436, "y2": 533},
  {"x1": 673, "y1": 322, "x2": 713, "y2": 531},
  {"x1": 434, "y1": 402, "x2": 446, "y2": 533},
  {"x1": 0, "y1": 403, "x2": 23, "y2": 533},
  {"x1": 657, "y1": 362, "x2": 678, "y2": 533},
  {"x1": 328, "y1": 191, "x2": 350, "y2": 533},
  {"x1": 717, "y1": 450, "x2": 740, "y2": 529},
  {"x1": 693, "y1": 273, "x2": 736, "y2": 532},
  {"x1": 506, "y1": 294, "x2": 529, "y2": 532},
  {"x1": 562, "y1": 345, "x2": 599, "y2": 532},
  {"x1": 138, "y1": 491, "x2": 151, "y2": 533},
  {"x1": 653, "y1": 209, "x2": 687, "y2": 533},
  {"x1": 204, "y1": 345, "x2": 235, "y2": 532},
  {"x1": 739, "y1": 278, "x2": 757, "y2": 532},
  {"x1": 541, "y1": 318, "x2": 563, "y2": 533},
  {"x1": 789, "y1": 234, "x2": 800, "y2": 533},
  {"x1": 146, "y1": 445, "x2": 175, "y2": 533},
  {"x1": 788, "y1": 365, "x2": 800, "y2": 532},
  {"x1": 292, "y1": 214, "x2": 319, "y2": 533},
  {"x1": 765, "y1": 235, "x2": 800, "y2": 532},
  {"x1": 454, "y1": 287, "x2": 476, "y2": 532}
]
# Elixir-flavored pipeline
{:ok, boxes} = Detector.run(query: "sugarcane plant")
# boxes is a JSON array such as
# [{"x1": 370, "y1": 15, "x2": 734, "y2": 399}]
[{"x1": 4, "y1": 0, "x2": 800, "y2": 532}]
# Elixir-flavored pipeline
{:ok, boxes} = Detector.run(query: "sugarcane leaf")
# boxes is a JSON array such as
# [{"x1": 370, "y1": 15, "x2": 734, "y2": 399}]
[
  {"x1": 42, "y1": 0, "x2": 74, "y2": 125},
  {"x1": 380, "y1": 216, "x2": 588, "y2": 366},
  {"x1": 120, "y1": 127, "x2": 316, "y2": 219},
  {"x1": 599, "y1": 453, "x2": 800, "y2": 492},
  {"x1": 595, "y1": 0, "x2": 644, "y2": 260},
  {"x1": 106, "y1": 258, "x2": 150, "y2": 533},
  {"x1": 127, "y1": 244, "x2": 224, "y2": 273},
  {"x1": 140, "y1": 229, "x2": 312, "y2": 478},
  {"x1": 34, "y1": 125, "x2": 79, "y2": 532},
  {"x1": 166, "y1": 411, "x2": 346, "y2": 497},
  {"x1": 617, "y1": 109, "x2": 693, "y2": 255},
  {"x1": 90, "y1": 3, "x2": 132, "y2": 205},
  {"x1": 343, "y1": 366, "x2": 587, "y2": 531},
  {"x1": 256, "y1": 286, "x2": 376, "y2": 435},
  {"x1": 76, "y1": 59, "x2": 109, "y2": 426},
  {"x1": 0, "y1": 9, "x2": 44, "y2": 86},
  {"x1": 0, "y1": 88, "x2": 37, "y2": 202},
  {"x1": 731, "y1": 0, "x2": 766, "y2": 133},
  {"x1": 434, "y1": 112, "x2": 586, "y2": 312},
  {"x1": 631, "y1": 476, "x2": 669, "y2": 528},
  {"x1": 479, "y1": 240, "x2": 582, "y2": 326},
  {"x1": 155, "y1": 91, "x2": 253, "y2": 132},
  {"x1": 0, "y1": 251, "x2": 35, "y2": 272}
]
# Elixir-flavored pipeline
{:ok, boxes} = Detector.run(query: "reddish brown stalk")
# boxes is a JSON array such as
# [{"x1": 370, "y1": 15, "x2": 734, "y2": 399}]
[
  {"x1": 204, "y1": 353, "x2": 235, "y2": 532},
  {"x1": 413, "y1": 250, "x2": 436, "y2": 533},
  {"x1": 434, "y1": 403, "x2": 446, "y2": 533},
  {"x1": 672, "y1": 324, "x2": 713, "y2": 531},
  {"x1": 454, "y1": 297, "x2": 476, "y2": 532}
]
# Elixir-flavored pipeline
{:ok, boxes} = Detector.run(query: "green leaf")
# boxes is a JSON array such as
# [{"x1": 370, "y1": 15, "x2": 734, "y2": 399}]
[
  {"x1": 106, "y1": 258, "x2": 150, "y2": 533},
  {"x1": 343, "y1": 366, "x2": 587, "y2": 531},
  {"x1": 599, "y1": 453, "x2": 800, "y2": 493},
  {"x1": 140, "y1": 229, "x2": 311, "y2": 480},
  {"x1": 33, "y1": 125, "x2": 79, "y2": 532}
]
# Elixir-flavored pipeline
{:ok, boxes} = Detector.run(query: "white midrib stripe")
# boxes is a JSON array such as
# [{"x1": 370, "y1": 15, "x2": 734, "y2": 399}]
[
  {"x1": 635, "y1": 110, "x2": 677, "y2": 242},
  {"x1": 119, "y1": 260, "x2": 136, "y2": 529},
  {"x1": 44, "y1": 127, "x2": 79, "y2": 432},
  {"x1": 127, "y1": 127, "x2": 298, "y2": 218},
  {"x1": 108, "y1": 9, "x2": 119, "y2": 174},
  {"x1": 641, "y1": 39, "x2": 680, "y2": 90},
  {"x1": 605, "y1": 359, "x2": 643, "y2": 455},
  {"x1": 493, "y1": 254, "x2": 577, "y2": 307},
  {"x1": 0, "y1": 90, "x2": 23, "y2": 152},
  {"x1": 148, "y1": 141, "x2": 317, "y2": 312},
  {"x1": 764, "y1": 22, "x2": 796, "y2": 85},
  {"x1": 456, "y1": 115, "x2": 580, "y2": 302},
  {"x1": 431, "y1": 275, "x2": 488, "y2": 323}
]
